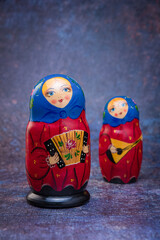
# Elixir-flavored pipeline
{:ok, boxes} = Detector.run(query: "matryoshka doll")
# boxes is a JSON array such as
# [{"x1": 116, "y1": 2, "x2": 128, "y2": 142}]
[
  {"x1": 26, "y1": 74, "x2": 91, "y2": 208},
  {"x1": 99, "y1": 96, "x2": 143, "y2": 184}
]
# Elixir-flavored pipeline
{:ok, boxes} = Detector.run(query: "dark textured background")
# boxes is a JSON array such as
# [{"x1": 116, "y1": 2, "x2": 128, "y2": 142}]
[{"x1": 0, "y1": 0, "x2": 160, "y2": 239}]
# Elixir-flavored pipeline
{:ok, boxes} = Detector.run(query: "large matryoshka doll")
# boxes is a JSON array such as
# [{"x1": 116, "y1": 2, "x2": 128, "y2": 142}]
[
  {"x1": 99, "y1": 96, "x2": 143, "y2": 184},
  {"x1": 26, "y1": 74, "x2": 91, "y2": 208}
]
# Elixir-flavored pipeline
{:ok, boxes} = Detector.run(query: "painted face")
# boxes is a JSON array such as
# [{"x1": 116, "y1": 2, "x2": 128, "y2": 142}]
[
  {"x1": 42, "y1": 77, "x2": 73, "y2": 108},
  {"x1": 107, "y1": 98, "x2": 128, "y2": 119}
]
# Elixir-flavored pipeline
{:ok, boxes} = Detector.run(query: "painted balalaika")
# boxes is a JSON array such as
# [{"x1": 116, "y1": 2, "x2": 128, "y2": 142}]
[
  {"x1": 25, "y1": 74, "x2": 91, "y2": 208},
  {"x1": 99, "y1": 96, "x2": 143, "y2": 184}
]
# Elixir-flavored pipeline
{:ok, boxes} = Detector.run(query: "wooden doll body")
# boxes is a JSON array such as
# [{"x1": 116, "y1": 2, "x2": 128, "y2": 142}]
[
  {"x1": 99, "y1": 96, "x2": 143, "y2": 184},
  {"x1": 26, "y1": 111, "x2": 90, "y2": 194},
  {"x1": 25, "y1": 74, "x2": 90, "y2": 207}
]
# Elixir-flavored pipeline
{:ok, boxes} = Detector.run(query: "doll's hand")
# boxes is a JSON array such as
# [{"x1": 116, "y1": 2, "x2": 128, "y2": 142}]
[
  {"x1": 49, "y1": 152, "x2": 59, "y2": 165},
  {"x1": 83, "y1": 145, "x2": 89, "y2": 154},
  {"x1": 110, "y1": 145, "x2": 117, "y2": 153}
]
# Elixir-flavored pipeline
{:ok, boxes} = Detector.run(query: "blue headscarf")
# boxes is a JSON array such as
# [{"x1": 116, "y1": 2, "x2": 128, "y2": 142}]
[
  {"x1": 103, "y1": 96, "x2": 139, "y2": 127},
  {"x1": 29, "y1": 74, "x2": 85, "y2": 123}
]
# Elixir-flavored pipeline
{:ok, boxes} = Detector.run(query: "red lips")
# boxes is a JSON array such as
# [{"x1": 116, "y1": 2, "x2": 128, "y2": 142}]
[{"x1": 58, "y1": 99, "x2": 63, "y2": 103}]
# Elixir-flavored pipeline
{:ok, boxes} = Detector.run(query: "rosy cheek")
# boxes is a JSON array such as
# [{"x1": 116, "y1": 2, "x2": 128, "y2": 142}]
[
  {"x1": 124, "y1": 109, "x2": 127, "y2": 112},
  {"x1": 51, "y1": 99, "x2": 57, "y2": 104},
  {"x1": 65, "y1": 95, "x2": 70, "y2": 100},
  {"x1": 115, "y1": 113, "x2": 118, "y2": 117}
]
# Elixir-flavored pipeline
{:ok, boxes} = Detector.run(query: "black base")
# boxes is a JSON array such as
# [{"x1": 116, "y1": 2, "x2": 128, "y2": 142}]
[
  {"x1": 103, "y1": 177, "x2": 137, "y2": 184},
  {"x1": 26, "y1": 190, "x2": 90, "y2": 208},
  {"x1": 34, "y1": 182, "x2": 88, "y2": 196}
]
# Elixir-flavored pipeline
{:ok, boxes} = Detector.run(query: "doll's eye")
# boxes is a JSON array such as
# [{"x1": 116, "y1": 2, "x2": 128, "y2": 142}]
[
  {"x1": 111, "y1": 108, "x2": 115, "y2": 112},
  {"x1": 63, "y1": 87, "x2": 71, "y2": 92},
  {"x1": 46, "y1": 91, "x2": 54, "y2": 97},
  {"x1": 121, "y1": 103, "x2": 126, "y2": 107}
]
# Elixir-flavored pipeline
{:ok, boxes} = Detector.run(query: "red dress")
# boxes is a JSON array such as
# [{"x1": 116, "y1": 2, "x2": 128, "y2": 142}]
[
  {"x1": 26, "y1": 110, "x2": 90, "y2": 192},
  {"x1": 99, "y1": 119, "x2": 143, "y2": 183}
]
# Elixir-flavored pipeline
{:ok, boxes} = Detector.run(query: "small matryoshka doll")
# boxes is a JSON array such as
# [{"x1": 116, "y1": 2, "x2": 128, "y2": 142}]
[
  {"x1": 26, "y1": 74, "x2": 91, "y2": 208},
  {"x1": 99, "y1": 96, "x2": 143, "y2": 184}
]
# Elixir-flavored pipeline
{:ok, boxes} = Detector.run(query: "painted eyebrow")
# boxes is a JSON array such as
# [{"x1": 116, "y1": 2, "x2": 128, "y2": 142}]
[
  {"x1": 119, "y1": 101, "x2": 126, "y2": 104},
  {"x1": 60, "y1": 84, "x2": 71, "y2": 88},
  {"x1": 46, "y1": 88, "x2": 55, "y2": 91},
  {"x1": 45, "y1": 88, "x2": 55, "y2": 94}
]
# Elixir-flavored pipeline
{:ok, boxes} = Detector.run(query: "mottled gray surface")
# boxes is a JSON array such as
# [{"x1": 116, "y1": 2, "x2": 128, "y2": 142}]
[{"x1": 0, "y1": 0, "x2": 160, "y2": 240}]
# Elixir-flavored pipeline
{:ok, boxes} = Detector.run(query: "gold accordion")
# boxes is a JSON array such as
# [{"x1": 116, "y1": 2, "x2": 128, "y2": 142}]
[{"x1": 44, "y1": 130, "x2": 88, "y2": 168}]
